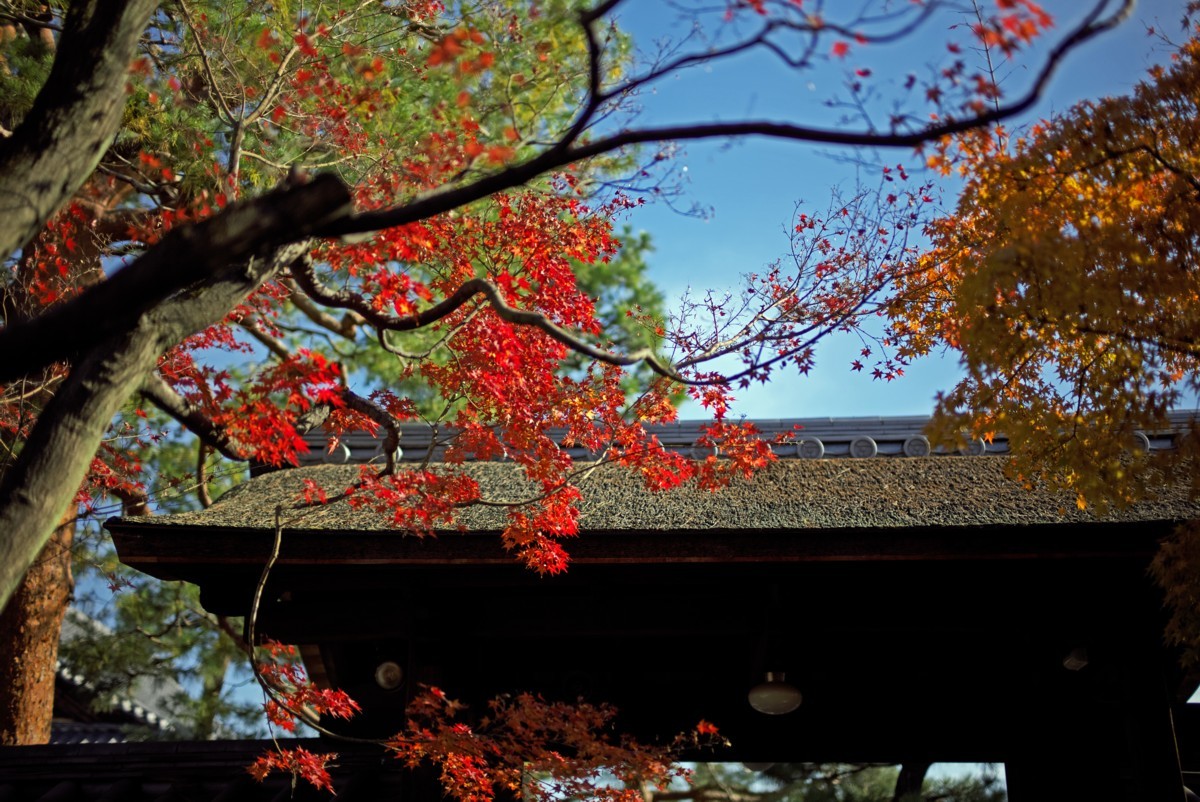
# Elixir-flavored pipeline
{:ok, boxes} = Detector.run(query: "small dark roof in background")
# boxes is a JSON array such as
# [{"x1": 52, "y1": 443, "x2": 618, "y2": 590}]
[
  {"x1": 52, "y1": 609, "x2": 180, "y2": 744},
  {"x1": 0, "y1": 740, "x2": 407, "y2": 801}
]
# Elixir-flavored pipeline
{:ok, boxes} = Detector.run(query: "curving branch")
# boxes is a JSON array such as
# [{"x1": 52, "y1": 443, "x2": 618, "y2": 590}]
[
  {"x1": 197, "y1": 443, "x2": 215, "y2": 509},
  {"x1": 340, "y1": 389, "x2": 401, "y2": 473},
  {"x1": 596, "y1": 2, "x2": 939, "y2": 104},
  {"x1": 139, "y1": 373, "x2": 247, "y2": 462},
  {"x1": 378, "y1": 310, "x2": 477, "y2": 360},
  {"x1": 241, "y1": 318, "x2": 291, "y2": 360},
  {"x1": 289, "y1": 257, "x2": 693, "y2": 384},
  {"x1": 281, "y1": 278, "x2": 363, "y2": 338}
]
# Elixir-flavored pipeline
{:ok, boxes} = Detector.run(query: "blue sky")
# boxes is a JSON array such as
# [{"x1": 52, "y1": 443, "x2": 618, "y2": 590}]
[{"x1": 613, "y1": 0, "x2": 1188, "y2": 419}]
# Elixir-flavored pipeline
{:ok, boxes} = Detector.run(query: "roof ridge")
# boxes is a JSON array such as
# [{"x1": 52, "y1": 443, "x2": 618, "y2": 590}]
[{"x1": 296, "y1": 412, "x2": 1197, "y2": 466}]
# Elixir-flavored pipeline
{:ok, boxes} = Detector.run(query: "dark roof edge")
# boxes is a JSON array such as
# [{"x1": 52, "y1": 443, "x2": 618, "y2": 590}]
[{"x1": 109, "y1": 518, "x2": 1177, "y2": 574}]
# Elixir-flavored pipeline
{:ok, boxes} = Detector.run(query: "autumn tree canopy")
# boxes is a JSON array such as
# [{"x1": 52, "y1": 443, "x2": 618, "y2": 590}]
[
  {"x1": 0, "y1": 0, "x2": 1138, "y2": 784},
  {"x1": 0, "y1": 0, "x2": 1122, "y2": 612},
  {"x1": 890, "y1": 20, "x2": 1200, "y2": 511}
]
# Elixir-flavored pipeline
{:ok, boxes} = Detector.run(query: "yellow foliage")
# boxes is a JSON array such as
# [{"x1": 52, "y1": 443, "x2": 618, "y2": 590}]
[{"x1": 889, "y1": 31, "x2": 1200, "y2": 510}]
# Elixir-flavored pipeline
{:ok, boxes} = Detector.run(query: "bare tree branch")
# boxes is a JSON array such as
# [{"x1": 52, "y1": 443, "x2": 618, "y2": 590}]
[
  {"x1": 318, "y1": 0, "x2": 1132, "y2": 240},
  {"x1": 241, "y1": 318, "x2": 291, "y2": 360},
  {"x1": 281, "y1": 278, "x2": 363, "y2": 338},
  {"x1": 197, "y1": 443, "x2": 214, "y2": 509},
  {"x1": 0, "y1": 10, "x2": 62, "y2": 34}
]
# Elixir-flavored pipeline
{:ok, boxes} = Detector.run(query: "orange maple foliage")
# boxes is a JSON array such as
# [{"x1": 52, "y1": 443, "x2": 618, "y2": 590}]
[{"x1": 889, "y1": 27, "x2": 1200, "y2": 512}]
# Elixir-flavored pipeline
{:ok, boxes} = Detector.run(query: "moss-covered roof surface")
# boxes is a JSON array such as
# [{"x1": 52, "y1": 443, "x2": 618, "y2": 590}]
[{"x1": 113, "y1": 457, "x2": 1200, "y2": 535}]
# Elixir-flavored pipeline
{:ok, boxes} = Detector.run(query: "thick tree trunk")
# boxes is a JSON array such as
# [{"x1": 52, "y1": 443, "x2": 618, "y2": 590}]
[
  {"x1": 0, "y1": 175, "x2": 351, "y2": 613},
  {"x1": 891, "y1": 762, "x2": 930, "y2": 802},
  {"x1": 0, "y1": 520, "x2": 72, "y2": 744},
  {"x1": 0, "y1": 0, "x2": 158, "y2": 261}
]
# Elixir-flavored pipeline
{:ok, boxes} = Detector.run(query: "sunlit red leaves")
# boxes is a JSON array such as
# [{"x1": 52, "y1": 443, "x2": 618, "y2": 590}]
[
  {"x1": 313, "y1": 181, "x2": 720, "y2": 568},
  {"x1": 691, "y1": 421, "x2": 778, "y2": 490},
  {"x1": 0, "y1": 198, "x2": 163, "y2": 516},
  {"x1": 249, "y1": 747, "x2": 337, "y2": 793},
  {"x1": 612, "y1": 428, "x2": 692, "y2": 493},
  {"x1": 9, "y1": 203, "x2": 97, "y2": 309},
  {"x1": 482, "y1": 144, "x2": 515, "y2": 165},
  {"x1": 403, "y1": 0, "x2": 447, "y2": 21},
  {"x1": 355, "y1": 192, "x2": 614, "y2": 433},
  {"x1": 326, "y1": 391, "x2": 418, "y2": 442},
  {"x1": 250, "y1": 680, "x2": 703, "y2": 799},
  {"x1": 255, "y1": 27, "x2": 276, "y2": 51},
  {"x1": 256, "y1": 639, "x2": 361, "y2": 733},
  {"x1": 293, "y1": 31, "x2": 320, "y2": 58},
  {"x1": 500, "y1": 487, "x2": 582, "y2": 575},
  {"x1": 300, "y1": 478, "x2": 328, "y2": 505},
  {"x1": 243, "y1": 181, "x2": 718, "y2": 576},
  {"x1": 74, "y1": 444, "x2": 149, "y2": 514},
  {"x1": 422, "y1": 313, "x2": 569, "y2": 422},
  {"x1": 347, "y1": 466, "x2": 481, "y2": 534},
  {"x1": 245, "y1": 25, "x2": 387, "y2": 154},
  {"x1": 386, "y1": 688, "x2": 692, "y2": 802},
  {"x1": 158, "y1": 345, "x2": 346, "y2": 467},
  {"x1": 426, "y1": 27, "x2": 493, "y2": 75},
  {"x1": 426, "y1": 30, "x2": 465, "y2": 66},
  {"x1": 692, "y1": 386, "x2": 732, "y2": 420},
  {"x1": 972, "y1": 0, "x2": 1053, "y2": 56}
]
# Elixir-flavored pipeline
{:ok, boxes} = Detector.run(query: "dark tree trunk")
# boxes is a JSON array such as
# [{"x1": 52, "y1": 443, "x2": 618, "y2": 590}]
[
  {"x1": 0, "y1": 520, "x2": 72, "y2": 744},
  {"x1": 0, "y1": 0, "x2": 158, "y2": 261},
  {"x1": 891, "y1": 762, "x2": 930, "y2": 802}
]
